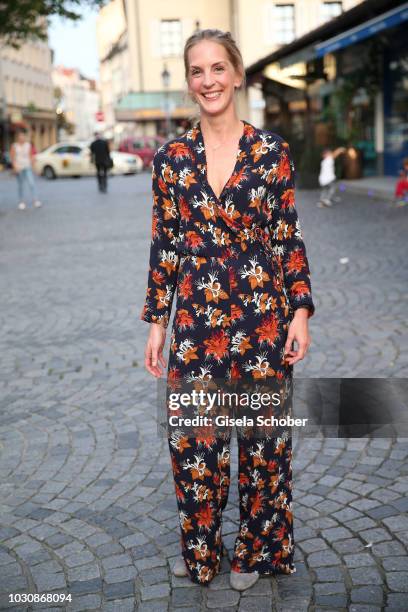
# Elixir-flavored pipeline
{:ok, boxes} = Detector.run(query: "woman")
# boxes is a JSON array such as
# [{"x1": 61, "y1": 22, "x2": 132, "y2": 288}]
[
  {"x1": 141, "y1": 29, "x2": 315, "y2": 590},
  {"x1": 10, "y1": 129, "x2": 42, "y2": 210}
]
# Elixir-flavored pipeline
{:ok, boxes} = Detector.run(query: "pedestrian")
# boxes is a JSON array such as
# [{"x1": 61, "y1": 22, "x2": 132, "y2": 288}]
[
  {"x1": 140, "y1": 29, "x2": 315, "y2": 591},
  {"x1": 317, "y1": 146, "x2": 346, "y2": 207},
  {"x1": 394, "y1": 157, "x2": 408, "y2": 207},
  {"x1": 90, "y1": 132, "x2": 112, "y2": 193},
  {"x1": 10, "y1": 129, "x2": 42, "y2": 210}
]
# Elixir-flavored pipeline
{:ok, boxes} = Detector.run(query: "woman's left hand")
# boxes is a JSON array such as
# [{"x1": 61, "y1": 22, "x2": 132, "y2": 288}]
[{"x1": 284, "y1": 308, "x2": 311, "y2": 365}]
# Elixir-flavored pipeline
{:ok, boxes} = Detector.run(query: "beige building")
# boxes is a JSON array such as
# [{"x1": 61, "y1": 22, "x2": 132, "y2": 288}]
[
  {"x1": 0, "y1": 37, "x2": 56, "y2": 153},
  {"x1": 52, "y1": 66, "x2": 100, "y2": 141},
  {"x1": 96, "y1": 0, "x2": 363, "y2": 140}
]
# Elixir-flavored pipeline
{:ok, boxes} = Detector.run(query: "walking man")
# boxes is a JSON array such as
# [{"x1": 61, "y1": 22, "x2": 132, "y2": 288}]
[
  {"x1": 10, "y1": 129, "x2": 42, "y2": 210},
  {"x1": 90, "y1": 132, "x2": 112, "y2": 193}
]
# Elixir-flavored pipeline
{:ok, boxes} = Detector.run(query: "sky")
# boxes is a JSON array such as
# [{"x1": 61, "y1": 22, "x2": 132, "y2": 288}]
[{"x1": 48, "y1": 6, "x2": 100, "y2": 80}]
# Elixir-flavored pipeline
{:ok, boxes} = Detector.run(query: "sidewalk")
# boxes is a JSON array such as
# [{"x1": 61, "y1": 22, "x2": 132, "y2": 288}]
[
  {"x1": 340, "y1": 176, "x2": 396, "y2": 200},
  {"x1": 0, "y1": 175, "x2": 407, "y2": 611}
]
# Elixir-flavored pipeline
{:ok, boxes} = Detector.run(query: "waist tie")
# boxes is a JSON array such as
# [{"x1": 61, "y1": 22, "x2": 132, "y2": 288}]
[
  {"x1": 216, "y1": 206, "x2": 284, "y2": 288},
  {"x1": 177, "y1": 224, "x2": 284, "y2": 288}
]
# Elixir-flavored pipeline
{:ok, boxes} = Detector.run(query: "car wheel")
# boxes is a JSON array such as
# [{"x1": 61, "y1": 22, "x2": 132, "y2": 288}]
[{"x1": 43, "y1": 165, "x2": 56, "y2": 180}]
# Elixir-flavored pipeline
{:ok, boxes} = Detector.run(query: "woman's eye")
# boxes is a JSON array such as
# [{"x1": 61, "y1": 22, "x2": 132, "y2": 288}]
[{"x1": 215, "y1": 66, "x2": 224, "y2": 71}]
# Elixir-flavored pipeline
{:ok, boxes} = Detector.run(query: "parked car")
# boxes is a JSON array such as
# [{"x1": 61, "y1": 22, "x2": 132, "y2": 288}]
[
  {"x1": 33, "y1": 141, "x2": 143, "y2": 179},
  {"x1": 110, "y1": 151, "x2": 143, "y2": 175},
  {"x1": 118, "y1": 135, "x2": 166, "y2": 169}
]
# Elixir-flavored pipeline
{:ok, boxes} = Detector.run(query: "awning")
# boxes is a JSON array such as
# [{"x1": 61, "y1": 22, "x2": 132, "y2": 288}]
[
  {"x1": 246, "y1": 0, "x2": 407, "y2": 75},
  {"x1": 315, "y1": 2, "x2": 408, "y2": 57}
]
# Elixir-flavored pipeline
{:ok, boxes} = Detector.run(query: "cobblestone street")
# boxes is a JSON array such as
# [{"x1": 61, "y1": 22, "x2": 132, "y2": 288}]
[{"x1": 1, "y1": 171, "x2": 408, "y2": 611}]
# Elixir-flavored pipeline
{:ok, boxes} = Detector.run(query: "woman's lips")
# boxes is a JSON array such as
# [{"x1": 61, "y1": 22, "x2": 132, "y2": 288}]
[{"x1": 201, "y1": 91, "x2": 222, "y2": 101}]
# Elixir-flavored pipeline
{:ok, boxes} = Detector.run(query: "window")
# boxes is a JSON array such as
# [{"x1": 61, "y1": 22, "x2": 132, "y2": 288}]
[
  {"x1": 271, "y1": 4, "x2": 295, "y2": 45},
  {"x1": 160, "y1": 19, "x2": 182, "y2": 57},
  {"x1": 54, "y1": 146, "x2": 70, "y2": 154},
  {"x1": 321, "y1": 1, "x2": 342, "y2": 22}
]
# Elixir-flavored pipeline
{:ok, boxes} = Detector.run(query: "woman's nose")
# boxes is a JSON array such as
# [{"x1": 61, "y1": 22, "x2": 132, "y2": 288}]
[{"x1": 202, "y1": 73, "x2": 215, "y2": 87}]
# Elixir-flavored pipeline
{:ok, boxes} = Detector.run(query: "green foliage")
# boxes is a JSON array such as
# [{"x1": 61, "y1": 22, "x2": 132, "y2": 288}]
[
  {"x1": 0, "y1": 1, "x2": 106, "y2": 48},
  {"x1": 318, "y1": 39, "x2": 383, "y2": 143}
]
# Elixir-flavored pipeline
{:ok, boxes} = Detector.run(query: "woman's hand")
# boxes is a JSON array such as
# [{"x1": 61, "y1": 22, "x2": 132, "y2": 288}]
[
  {"x1": 144, "y1": 322, "x2": 167, "y2": 377},
  {"x1": 284, "y1": 308, "x2": 311, "y2": 365}
]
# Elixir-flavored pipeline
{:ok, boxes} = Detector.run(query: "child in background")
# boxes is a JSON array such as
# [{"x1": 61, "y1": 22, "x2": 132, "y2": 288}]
[
  {"x1": 317, "y1": 146, "x2": 346, "y2": 208},
  {"x1": 394, "y1": 157, "x2": 408, "y2": 207}
]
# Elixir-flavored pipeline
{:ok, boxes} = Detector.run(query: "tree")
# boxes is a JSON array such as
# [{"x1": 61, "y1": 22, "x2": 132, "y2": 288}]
[{"x1": 0, "y1": 1, "x2": 106, "y2": 48}]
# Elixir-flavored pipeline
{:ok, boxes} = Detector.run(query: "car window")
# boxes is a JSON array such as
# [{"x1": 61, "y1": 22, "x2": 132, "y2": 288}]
[
  {"x1": 67, "y1": 146, "x2": 82, "y2": 154},
  {"x1": 132, "y1": 140, "x2": 142, "y2": 149},
  {"x1": 54, "y1": 146, "x2": 70, "y2": 154}
]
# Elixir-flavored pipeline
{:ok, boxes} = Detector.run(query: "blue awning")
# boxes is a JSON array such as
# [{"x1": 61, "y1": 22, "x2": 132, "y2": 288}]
[{"x1": 315, "y1": 3, "x2": 408, "y2": 57}]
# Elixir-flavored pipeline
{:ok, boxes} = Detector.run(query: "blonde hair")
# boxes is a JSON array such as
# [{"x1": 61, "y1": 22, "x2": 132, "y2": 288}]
[{"x1": 183, "y1": 28, "x2": 246, "y2": 121}]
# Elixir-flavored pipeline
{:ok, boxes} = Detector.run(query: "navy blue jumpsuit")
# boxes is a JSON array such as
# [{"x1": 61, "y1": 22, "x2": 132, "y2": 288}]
[{"x1": 140, "y1": 119, "x2": 315, "y2": 584}]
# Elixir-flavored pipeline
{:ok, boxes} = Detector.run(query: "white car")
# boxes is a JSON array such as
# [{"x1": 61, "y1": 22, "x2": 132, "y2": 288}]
[{"x1": 34, "y1": 141, "x2": 142, "y2": 179}]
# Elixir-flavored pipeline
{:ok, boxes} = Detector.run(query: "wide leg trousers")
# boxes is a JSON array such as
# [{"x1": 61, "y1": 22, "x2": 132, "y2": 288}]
[
  {"x1": 166, "y1": 250, "x2": 296, "y2": 585},
  {"x1": 168, "y1": 431, "x2": 295, "y2": 584}
]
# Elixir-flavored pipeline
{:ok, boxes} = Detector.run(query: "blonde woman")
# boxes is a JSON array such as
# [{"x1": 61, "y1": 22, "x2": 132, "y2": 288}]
[{"x1": 141, "y1": 29, "x2": 314, "y2": 591}]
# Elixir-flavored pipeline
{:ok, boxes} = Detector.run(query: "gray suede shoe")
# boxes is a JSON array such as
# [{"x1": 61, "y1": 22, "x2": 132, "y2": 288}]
[
  {"x1": 173, "y1": 546, "x2": 228, "y2": 577},
  {"x1": 173, "y1": 557, "x2": 188, "y2": 577},
  {"x1": 230, "y1": 569, "x2": 259, "y2": 591}
]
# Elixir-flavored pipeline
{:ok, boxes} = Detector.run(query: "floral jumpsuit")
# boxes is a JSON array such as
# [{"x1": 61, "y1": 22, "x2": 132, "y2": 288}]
[{"x1": 140, "y1": 119, "x2": 315, "y2": 584}]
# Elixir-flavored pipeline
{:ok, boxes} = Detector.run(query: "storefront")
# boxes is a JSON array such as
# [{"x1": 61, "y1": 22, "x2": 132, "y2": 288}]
[
  {"x1": 383, "y1": 27, "x2": 408, "y2": 175},
  {"x1": 246, "y1": 0, "x2": 408, "y2": 178}
]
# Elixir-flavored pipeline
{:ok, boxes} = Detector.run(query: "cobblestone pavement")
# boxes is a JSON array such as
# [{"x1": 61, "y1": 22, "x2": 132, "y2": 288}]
[{"x1": 0, "y1": 173, "x2": 408, "y2": 612}]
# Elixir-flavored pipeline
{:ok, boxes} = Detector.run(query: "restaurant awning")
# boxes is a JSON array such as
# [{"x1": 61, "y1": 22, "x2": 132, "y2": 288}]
[
  {"x1": 246, "y1": 0, "x2": 407, "y2": 74},
  {"x1": 315, "y1": 3, "x2": 408, "y2": 57}
]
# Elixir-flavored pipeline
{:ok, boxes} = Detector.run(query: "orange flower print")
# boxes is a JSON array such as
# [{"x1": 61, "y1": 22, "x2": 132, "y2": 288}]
[
  {"x1": 178, "y1": 272, "x2": 193, "y2": 300},
  {"x1": 226, "y1": 166, "x2": 248, "y2": 190},
  {"x1": 167, "y1": 141, "x2": 192, "y2": 161},
  {"x1": 250, "y1": 491, "x2": 264, "y2": 518},
  {"x1": 230, "y1": 303, "x2": 243, "y2": 322},
  {"x1": 179, "y1": 195, "x2": 192, "y2": 221},
  {"x1": 290, "y1": 280, "x2": 311, "y2": 300},
  {"x1": 255, "y1": 313, "x2": 280, "y2": 347},
  {"x1": 285, "y1": 248, "x2": 306, "y2": 275},
  {"x1": 185, "y1": 231, "x2": 204, "y2": 250},
  {"x1": 195, "y1": 503, "x2": 215, "y2": 531},
  {"x1": 176, "y1": 309, "x2": 195, "y2": 331},
  {"x1": 184, "y1": 172, "x2": 198, "y2": 190},
  {"x1": 276, "y1": 150, "x2": 291, "y2": 183},
  {"x1": 281, "y1": 188, "x2": 295, "y2": 209},
  {"x1": 204, "y1": 330, "x2": 229, "y2": 362},
  {"x1": 152, "y1": 268, "x2": 165, "y2": 286},
  {"x1": 155, "y1": 287, "x2": 170, "y2": 309}
]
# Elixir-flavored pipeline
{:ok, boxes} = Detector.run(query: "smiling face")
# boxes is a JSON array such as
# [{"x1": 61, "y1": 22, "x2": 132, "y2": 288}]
[{"x1": 187, "y1": 40, "x2": 242, "y2": 117}]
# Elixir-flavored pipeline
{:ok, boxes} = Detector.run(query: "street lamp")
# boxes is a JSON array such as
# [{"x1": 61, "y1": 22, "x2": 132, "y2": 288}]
[{"x1": 161, "y1": 64, "x2": 171, "y2": 138}]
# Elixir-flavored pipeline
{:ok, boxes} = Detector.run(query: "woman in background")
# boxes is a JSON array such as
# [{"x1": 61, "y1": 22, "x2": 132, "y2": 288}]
[{"x1": 10, "y1": 129, "x2": 42, "y2": 210}]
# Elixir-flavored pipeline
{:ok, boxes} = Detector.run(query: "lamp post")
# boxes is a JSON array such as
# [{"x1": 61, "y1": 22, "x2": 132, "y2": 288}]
[{"x1": 161, "y1": 64, "x2": 171, "y2": 138}]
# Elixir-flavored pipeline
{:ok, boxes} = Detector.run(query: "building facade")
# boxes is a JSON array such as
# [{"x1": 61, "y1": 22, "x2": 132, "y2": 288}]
[
  {"x1": 96, "y1": 0, "x2": 363, "y2": 142},
  {"x1": 52, "y1": 66, "x2": 101, "y2": 141},
  {"x1": 0, "y1": 37, "x2": 56, "y2": 154}
]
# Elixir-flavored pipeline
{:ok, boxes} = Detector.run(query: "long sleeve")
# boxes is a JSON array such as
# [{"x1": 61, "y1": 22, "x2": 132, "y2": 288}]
[
  {"x1": 266, "y1": 136, "x2": 315, "y2": 318},
  {"x1": 140, "y1": 149, "x2": 180, "y2": 328}
]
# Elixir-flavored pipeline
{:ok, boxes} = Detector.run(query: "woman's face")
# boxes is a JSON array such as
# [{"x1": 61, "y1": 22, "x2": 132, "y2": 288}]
[{"x1": 187, "y1": 40, "x2": 242, "y2": 117}]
